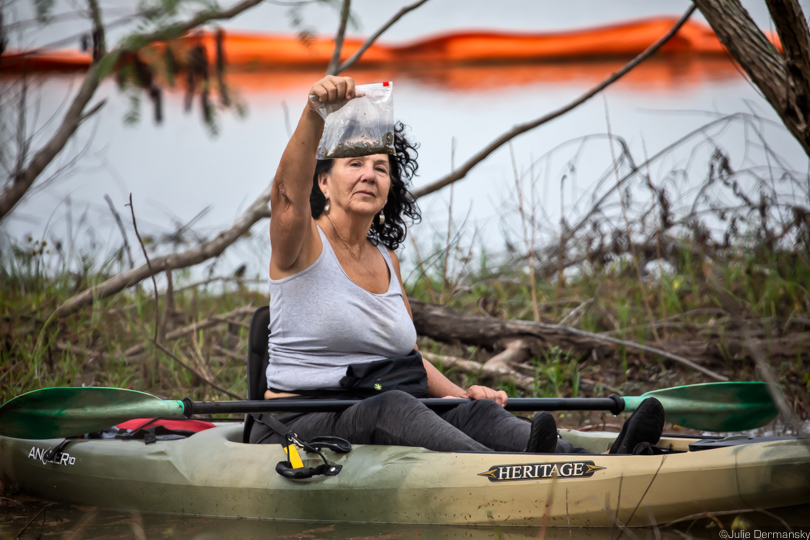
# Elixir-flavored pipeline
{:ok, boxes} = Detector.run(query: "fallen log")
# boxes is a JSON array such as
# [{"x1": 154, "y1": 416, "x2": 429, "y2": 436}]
[{"x1": 410, "y1": 300, "x2": 809, "y2": 380}]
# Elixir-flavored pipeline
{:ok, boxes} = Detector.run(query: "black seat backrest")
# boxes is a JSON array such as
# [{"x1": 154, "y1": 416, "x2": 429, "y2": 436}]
[{"x1": 243, "y1": 306, "x2": 270, "y2": 442}]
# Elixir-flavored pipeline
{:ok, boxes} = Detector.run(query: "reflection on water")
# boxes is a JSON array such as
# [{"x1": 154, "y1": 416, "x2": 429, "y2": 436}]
[
  {"x1": 2, "y1": 497, "x2": 808, "y2": 540},
  {"x1": 410, "y1": 56, "x2": 743, "y2": 91},
  {"x1": 221, "y1": 55, "x2": 743, "y2": 94}
]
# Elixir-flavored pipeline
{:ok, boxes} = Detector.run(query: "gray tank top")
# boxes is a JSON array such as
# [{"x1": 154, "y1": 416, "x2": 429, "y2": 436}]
[{"x1": 266, "y1": 226, "x2": 417, "y2": 391}]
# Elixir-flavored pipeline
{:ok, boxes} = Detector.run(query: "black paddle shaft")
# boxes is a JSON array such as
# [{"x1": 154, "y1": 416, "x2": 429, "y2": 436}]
[{"x1": 184, "y1": 395, "x2": 625, "y2": 416}]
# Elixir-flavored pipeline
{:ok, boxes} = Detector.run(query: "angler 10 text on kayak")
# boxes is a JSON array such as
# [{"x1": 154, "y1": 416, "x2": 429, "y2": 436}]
[{"x1": 28, "y1": 446, "x2": 76, "y2": 466}]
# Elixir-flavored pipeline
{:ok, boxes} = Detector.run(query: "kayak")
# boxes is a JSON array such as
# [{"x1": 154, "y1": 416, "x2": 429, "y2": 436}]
[{"x1": 1, "y1": 424, "x2": 808, "y2": 527}]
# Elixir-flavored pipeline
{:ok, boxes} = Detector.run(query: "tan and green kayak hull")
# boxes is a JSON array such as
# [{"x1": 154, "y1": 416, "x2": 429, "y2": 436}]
[{"x1": 1, "y1": 425, "x2": 808, "y2": 527}]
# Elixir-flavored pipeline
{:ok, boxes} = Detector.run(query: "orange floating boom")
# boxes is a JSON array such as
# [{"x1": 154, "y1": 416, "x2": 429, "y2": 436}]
[
  {"x1": 0, "y1": 48, "x2": 95, "y2": 70},
  {"x1": 0, "y1": 17, "x2": 781, "y2": 72}
]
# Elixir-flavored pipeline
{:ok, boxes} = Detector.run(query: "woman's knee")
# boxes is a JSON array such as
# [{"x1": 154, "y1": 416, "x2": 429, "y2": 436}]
[
  {"x1": 469, "y1": 398, "x2": 501, "y2": 411},
  {"x1": 442, "y1": 397, "x2": 517, "y2": 430},
  {"x1": 466, "y1": 397, "x2": 510, "y2": 419}
]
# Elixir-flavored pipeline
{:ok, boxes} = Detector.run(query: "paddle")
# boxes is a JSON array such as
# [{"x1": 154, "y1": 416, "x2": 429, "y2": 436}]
[{"x1": 0, "y1": 382, "x2": 779, "y2": 440}]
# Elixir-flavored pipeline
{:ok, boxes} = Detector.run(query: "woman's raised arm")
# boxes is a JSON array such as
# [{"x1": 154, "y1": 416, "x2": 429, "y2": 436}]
[{"x1": 269, "y1": 76, "x2": 356, "y2": 273}]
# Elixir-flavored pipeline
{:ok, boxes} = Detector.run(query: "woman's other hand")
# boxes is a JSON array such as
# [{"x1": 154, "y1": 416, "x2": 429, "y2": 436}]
[
  {"x1": 424, "y1": 358, "x2": 507, "y2": 405},
  {"x1": 308, "y1": 76, "x2": 357, "y2": 110},
  {"x1": 461, "y1": 385, "x2": 508, "y2": 407}
]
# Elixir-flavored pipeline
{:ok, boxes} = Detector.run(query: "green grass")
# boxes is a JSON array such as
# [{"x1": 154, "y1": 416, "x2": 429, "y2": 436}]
[
  {"x1": 1, "y1": 231, "x2": 808, "y2": 428},
  {"x1": 0, "y1": 237, "x2": 265, "y2": 406}
]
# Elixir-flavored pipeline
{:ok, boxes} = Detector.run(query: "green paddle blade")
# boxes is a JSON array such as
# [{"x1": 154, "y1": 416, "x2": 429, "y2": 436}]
[
  {"x1": 622, "y1": 382, "x2": 781, "y2": 432},
  {"x1": 0, "y1": 387, "x2": 185, "y2": 439}
]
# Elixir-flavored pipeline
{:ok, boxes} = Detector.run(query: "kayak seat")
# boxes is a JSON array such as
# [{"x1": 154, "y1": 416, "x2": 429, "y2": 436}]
[{"x1": 243, "y1": 306, "x2": 270, "y2": 443}]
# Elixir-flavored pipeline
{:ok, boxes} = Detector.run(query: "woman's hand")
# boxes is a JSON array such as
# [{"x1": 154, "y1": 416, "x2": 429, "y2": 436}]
[
  {"x1": 424, "y1": 358, "x2": 507, "y2": 406},
  {"x1": 308, "y1": 75, "x2": 357, "y2": 110},
  {"x1": 459, "y1": 385, "x2": 508, "y2": 407}
]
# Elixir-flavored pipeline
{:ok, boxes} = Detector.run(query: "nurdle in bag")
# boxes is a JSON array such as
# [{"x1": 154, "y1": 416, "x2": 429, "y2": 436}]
[{"x1": 312, "y1": 81, "x2": 395, "y2": 159}]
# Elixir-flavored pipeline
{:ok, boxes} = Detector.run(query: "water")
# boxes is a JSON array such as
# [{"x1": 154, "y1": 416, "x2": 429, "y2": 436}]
[
  {"x1": 2, "y1": 495, "x2": 808, "y2": 539},
  {"x1": 3, "y1": 1, "x2": 808, "y2": 282}
]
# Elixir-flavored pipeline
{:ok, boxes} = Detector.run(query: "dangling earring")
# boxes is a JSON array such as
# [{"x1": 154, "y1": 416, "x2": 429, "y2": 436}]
[
  {"x1": 378, "y1": 209, "x2": 385, "y2": 225},
  {"x1": 323, "y1": 198, "x2": 330, "y2": 214}
]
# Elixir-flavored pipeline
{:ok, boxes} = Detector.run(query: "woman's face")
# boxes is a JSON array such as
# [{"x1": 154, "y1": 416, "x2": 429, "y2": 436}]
[{"x1": 320, "y1": 154, "x2": 391, "y2": 219}]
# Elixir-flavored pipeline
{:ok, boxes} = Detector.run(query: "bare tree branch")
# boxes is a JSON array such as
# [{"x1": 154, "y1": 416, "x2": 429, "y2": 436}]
[
  {"x1": 421, "y1": 350, "x2": 536, "y2": 393},
  {"x1": 160, "y1": 269, "x2": 174, "y2": 341},
  {"x1": 561, "y1": 114, "x2": 744, "y2": 244},
  {"x1": 482, "y1": 339, "x2": 531, "y2": 374},
  {"x1": 126, "y1": 194, "x2": 159, "y2": 342},
  {"x1": 5, "y1": 11, "x2": 140, "y2": 55},
  {"x1": 152, "y1": 340, "x2": 244, "y2": 399},
  {"x1": 123, "y1": 305, "x2": 255, "y2": 358},
  {"x1": 104, "y1": 194, "x2": 134, "y2": 268},
  {"x1": 54, "y1": 187, "x2": 272, "y2": 317},
  {"x1": 126, "y1": 0, "x2": 264, "y2": 47},
  {"x1": 11, "y1": 78, "x2": 29, "y2": 182},
  {"x1": 326, "y1": 0, "x2": 351, "y2": 76},
  {"x1": 411, "y1": 5, "x2": 697, "y2": 199},
  {"x1": 0, "y1": 62, "x2": 106, "y2": 220},
  {"x1": 87, "y1": 0, "x2": 106, "y2": 59},
  {"x1": 335, "y1": 0, "x2": 430, "y2": 74}
]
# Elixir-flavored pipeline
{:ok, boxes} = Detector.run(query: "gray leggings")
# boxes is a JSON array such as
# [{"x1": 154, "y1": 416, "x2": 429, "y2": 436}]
[{"x1": 249, "y1": 390, "x2": 586, "y2": 453}]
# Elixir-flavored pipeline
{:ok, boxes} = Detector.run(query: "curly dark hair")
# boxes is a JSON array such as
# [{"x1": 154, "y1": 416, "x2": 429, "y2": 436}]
[{"x1": 309, "y1": 121, "x2": 422, "y2": 251}]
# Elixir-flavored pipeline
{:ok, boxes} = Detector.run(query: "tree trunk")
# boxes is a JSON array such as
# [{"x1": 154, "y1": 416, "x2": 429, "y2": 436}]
[{"x1": 694, "y1": 0, "x2": 810, "y2": 156}]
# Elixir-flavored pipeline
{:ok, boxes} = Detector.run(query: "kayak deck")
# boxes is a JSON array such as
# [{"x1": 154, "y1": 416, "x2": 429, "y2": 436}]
[{"x1": 1, "y1": 425, "x2": 808, "y2": 527}]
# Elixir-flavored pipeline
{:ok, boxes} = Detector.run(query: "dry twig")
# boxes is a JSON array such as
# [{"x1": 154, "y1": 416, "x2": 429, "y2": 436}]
[
  {"x1": 123, "y1": 305, "x2": 255, "y2": 357},
  {"x1": 604, "y1": 96, "x2": 660, "y2": 341},
  {"x1": 54, "y1": 185, "x2": 272, "y2": 317},
  {"x1": 151, "y1": 341, "x2": 242, "y2": 400},
  {"x1": 335, "y1": 0, "x2": 430, "y2": 73},
  {"x1": 325, "y1": 0, "x2": 351, "y2": 76},
  {"x1": 104, "y1": 194, "x2": 134, "y2": 268},
  {"x1": 125, "y1": 194, "x2": 159, "y2": 343},
  {"x1": 421, "y1": 350, "x2": 536, "y2": 392},
  {"x1": 212, "y1": 343, "x2": 244, "y2": 362}
]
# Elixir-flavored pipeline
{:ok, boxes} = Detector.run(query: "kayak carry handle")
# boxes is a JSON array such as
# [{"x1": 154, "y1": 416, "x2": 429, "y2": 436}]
[
  {"x1": 308, "y1": 436, "x2": 352, "y2": 454},
  {"x1": 276, "y1": 461, "x2": 342, "y2": 479}
]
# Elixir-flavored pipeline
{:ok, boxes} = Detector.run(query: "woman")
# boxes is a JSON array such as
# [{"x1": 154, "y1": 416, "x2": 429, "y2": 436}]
[{"x1": 249, "y1": 75, "x2": 663, "y2": 454}]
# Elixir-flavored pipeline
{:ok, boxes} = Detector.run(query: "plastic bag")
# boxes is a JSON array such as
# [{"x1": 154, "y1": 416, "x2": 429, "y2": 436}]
[{"x1": 311, "y1": 81, "x2": 395, "y2": 159}]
